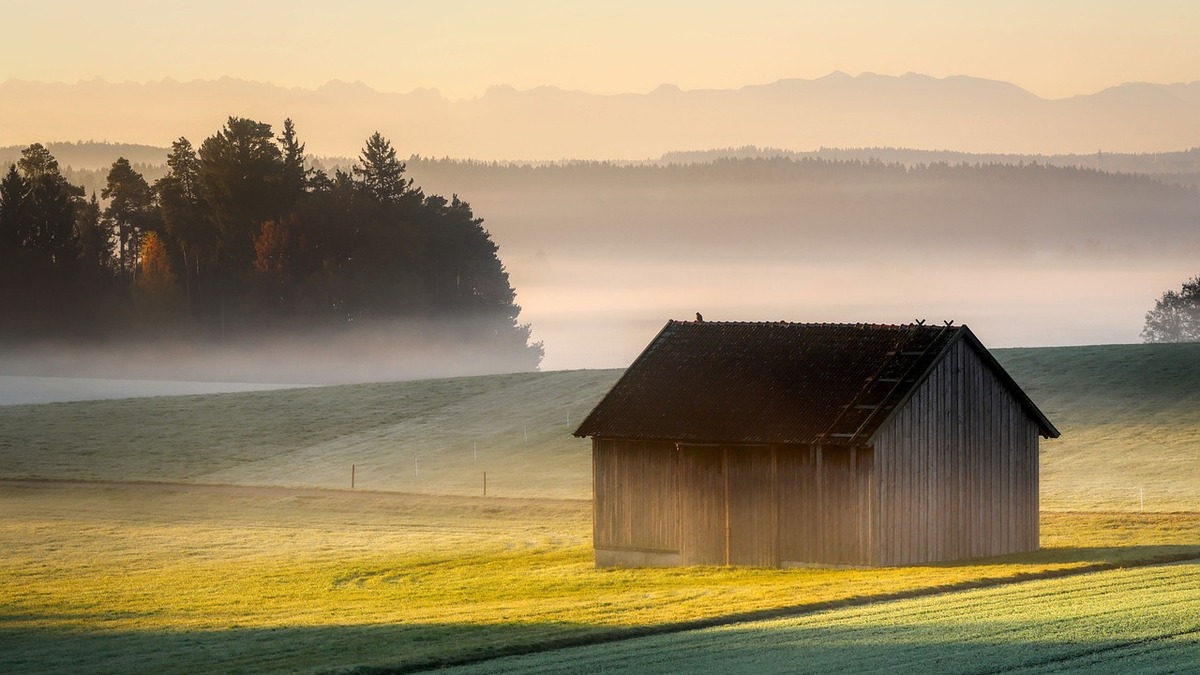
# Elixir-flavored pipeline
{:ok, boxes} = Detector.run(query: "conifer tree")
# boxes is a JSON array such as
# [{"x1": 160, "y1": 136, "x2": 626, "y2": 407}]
[
  {"x1": 354, "y1": 132, "x2": 415, "y2": 204},
  {"x1": 102, "y1": 158, "x2": 154, "y2": 277},
  {"x1": 18, "y1": 144, "x2": 82, "y2": 268}
]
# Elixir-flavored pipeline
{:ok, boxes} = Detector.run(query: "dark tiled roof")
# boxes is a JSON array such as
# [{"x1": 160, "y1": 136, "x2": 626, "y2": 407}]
[{"x1": 574, "y1": 320, "x2": 1054, "y2": 445}]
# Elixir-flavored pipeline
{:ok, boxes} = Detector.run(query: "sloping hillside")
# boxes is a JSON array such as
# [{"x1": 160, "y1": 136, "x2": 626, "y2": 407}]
[
  {"x1": 1, "y1": 342, "x2": 1198, "y2": 509},
  {"x1": 995, "y1": 343, "x2": 1200, "y2": 511},
  {"x1": 0, "y1": 370, "x2": 618, "y2": 499}
]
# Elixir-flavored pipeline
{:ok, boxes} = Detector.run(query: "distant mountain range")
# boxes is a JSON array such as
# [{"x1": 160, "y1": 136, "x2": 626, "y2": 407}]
[{"x1": 2, "y1": 73, "x2": 1200, "y2": 159}]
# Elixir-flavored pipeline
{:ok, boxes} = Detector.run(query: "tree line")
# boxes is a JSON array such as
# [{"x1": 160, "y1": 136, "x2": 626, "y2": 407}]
[{"x1": 0, "y1": 117, "x2": 542, "y2": 369}]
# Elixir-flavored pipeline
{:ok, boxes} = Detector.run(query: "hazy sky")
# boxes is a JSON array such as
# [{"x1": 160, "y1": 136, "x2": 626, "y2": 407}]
[{"x1": 4, "y1": 1, "x2": 1199, "y2": 99}]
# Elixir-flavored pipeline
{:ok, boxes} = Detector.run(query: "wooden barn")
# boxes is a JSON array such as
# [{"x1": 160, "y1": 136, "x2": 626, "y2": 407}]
[{"x1": 574, "y1": 320, "x2": 1059, "y2": 568}]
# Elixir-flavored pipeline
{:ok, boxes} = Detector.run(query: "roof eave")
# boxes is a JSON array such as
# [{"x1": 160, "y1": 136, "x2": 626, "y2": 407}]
[
  {"x1": 959, "y1": 327, "x2": 1061, "y2": 439},
  {"x1": 867, "y1": 325, "x2": 1060, "y2": 443},
  {"x1": 573, "y1": 319, "x2": 678, "y2": 438}
]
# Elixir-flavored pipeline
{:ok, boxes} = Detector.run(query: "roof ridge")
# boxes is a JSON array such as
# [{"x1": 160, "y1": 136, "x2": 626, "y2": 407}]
[{"x1": 672, "y1": 319, "x2": 955, "y2": 329}]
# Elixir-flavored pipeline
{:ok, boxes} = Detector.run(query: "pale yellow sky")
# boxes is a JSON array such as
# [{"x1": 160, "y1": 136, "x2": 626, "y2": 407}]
[{"x1": 3, "y1": 1, "x2": 1198, "y2": 100}]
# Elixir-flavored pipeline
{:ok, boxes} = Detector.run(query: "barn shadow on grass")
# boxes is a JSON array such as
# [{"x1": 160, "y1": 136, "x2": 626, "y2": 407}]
[
  {"x1": 5, "y1": 598, "x2": 1198, "y2": 675},
  {"x1": 0, "y1": 620, "x2": 616, "y2": 675},
  {"x1": 947, "y1": 544, "x2": 1200, "y2": 567}
]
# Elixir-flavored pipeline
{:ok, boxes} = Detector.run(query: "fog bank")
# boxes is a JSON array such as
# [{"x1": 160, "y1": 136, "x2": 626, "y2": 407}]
[
  {"x1": 0, "y1": 318, "x2": 542, "y2": 386},
  {"x1": 0, "y1": 376, "x2": 302, "y2": 406}
]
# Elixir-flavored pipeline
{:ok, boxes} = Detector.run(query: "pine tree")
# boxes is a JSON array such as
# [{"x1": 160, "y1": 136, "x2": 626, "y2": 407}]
[
  {"x1": 198, "y1": 117, "x2": 286, "y2": 256},
  {"x1": 353, "y1": 132, "x2": 415, "y2": 204},
  {"x1": 102, "y1": 158, "x2": 154, "y2": 277},
  {"x1": 75, "y1": 191, "x2": 114, "y2": 274},
  {"x1": 18, "y1": 144, "x2": 82, "y2": 268},
  {"x1": 0, "y1": 164, "x2": 28, "y2": 257},
  {"x1": 278, "y1": 118, "x2": 311, "y2": 199},
  {"x1": 157, "y1": 137, "x2": 212, "y2": 312}
]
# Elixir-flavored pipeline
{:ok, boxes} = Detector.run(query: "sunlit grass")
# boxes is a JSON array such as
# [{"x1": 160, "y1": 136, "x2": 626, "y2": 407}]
[
  {"x1": 446, "y1": 561, "x2": 1200, "y2": 674},
  {"x1": 2, "y1": 483, "x2": 1198, "y2": 674}
]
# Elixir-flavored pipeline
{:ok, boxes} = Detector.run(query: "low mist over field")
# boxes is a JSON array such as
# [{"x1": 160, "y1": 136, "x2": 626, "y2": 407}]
[
  {"x1": 406, "y1": 158, "x2": 1200, "y2": 368},
  {"x1": 0, "y1": 317, "x2": 544, "y2": 385}
]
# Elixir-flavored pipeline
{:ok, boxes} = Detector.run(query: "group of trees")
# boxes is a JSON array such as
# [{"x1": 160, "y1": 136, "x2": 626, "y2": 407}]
[
  {"x1": 1143, "y1": 276, "x2": 1200, "y2": 343},
  {"x1": 0, "y1": 117, "x2": 542, "y2": 369}
]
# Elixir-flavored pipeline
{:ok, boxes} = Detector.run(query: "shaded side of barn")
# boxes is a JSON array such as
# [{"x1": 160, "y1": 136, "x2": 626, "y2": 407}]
[{"x1": 577, "y1": 321, "x2": 1058, "y2": 567}]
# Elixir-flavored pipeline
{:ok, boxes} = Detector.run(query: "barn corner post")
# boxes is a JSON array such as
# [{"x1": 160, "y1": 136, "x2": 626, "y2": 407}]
[
  {"x1": 576, "y1": 320, "x2": 1057, "y2": 569},
  {"x1": 590, "y1": 437, "x2": 598, "y2": 566}
]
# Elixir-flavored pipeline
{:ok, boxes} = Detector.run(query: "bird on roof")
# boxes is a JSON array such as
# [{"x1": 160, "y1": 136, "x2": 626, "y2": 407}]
[{"x1": 695, "y1": 312, "x2": 704, "y2": 322}]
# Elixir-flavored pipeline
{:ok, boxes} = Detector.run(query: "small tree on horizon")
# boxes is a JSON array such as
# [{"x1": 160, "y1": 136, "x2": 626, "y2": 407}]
[
  {"x1": 1142, "y1": 276, "x2": 1200, "y2": 343},
  {"x1": 353, "y1": 132, "x2": 416, "y2": 204}
]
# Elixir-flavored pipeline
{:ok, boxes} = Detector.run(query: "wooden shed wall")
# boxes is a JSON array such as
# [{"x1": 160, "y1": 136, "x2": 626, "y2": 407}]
[
  {"x1": 593, "y1": 440, "x2": 876, "y2": 567},
  {"x1": 719, "y1": 446, "x2": 778, "y2": 566},
  {"x1": 777, "y1": 445, "x2": 873, "y2": 566},
  {"x1": 592, "y1": 438, "x2": 679, "y2": 566},
  {"x1": 669, "y1": 444, "x2": 781, "y2": 566},
  {"x1": 872, "y1": 339, "x2": 1040, "y2": 566}
]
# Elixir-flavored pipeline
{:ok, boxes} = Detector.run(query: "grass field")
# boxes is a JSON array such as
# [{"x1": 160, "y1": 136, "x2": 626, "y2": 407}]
[
  {"x1": 445, "y1": 559, "x2": 1200, "y2": 674},
  {"x1": 994, "y1": 343, "x2": 1200, "y2": 512},
  {"x1": 1, "y1": 481, "x2": 1198, "y2": 674},
  {"x1": 2, "y1": 341, "x2": 1199, "y2": 672},
  {"x1": 1, "y1": 342, "x2": 1199, "y2": 509},
  {"x1": 0, "y1": 369, "x2": 614, "y2": 499}
]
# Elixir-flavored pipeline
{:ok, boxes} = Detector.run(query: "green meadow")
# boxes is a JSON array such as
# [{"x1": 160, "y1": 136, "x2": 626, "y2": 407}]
[
  {"x1": 0, "y1": 369, "x2": 614, "y2": 499},
  {"x1": 996, "y1": 342, "x2": 1200, "y2": 512},
  {"x1": 2, "y1": 343, "x2": 1198, "y2": 509},
  {"x1": 445, "y1": 558, "x2": 1200, "y2": 674},
  {"x1": 1, "y1": 341, "x2": 1199, "y2": 672}
]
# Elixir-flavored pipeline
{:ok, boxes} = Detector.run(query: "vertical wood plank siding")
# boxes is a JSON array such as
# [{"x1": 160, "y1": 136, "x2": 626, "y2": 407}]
[
  {"x1": 678, "y1": 445, "x2": 726, "y2": 564},
  {"x1": 778, "y1": 445, "x2": 819, "y2": 562},
  {"x1": 872, "y1": 340, "x2": 1040, "y2": 565},
  {"x1": 727, "y1": 446, "x2": 779, "y2": 566},
  {"x1": 592, "y1": 438, "x2": 679, "y2": 552},
  {"x1": 774, "y1": 444, "x2": 873, "y2": 566}
]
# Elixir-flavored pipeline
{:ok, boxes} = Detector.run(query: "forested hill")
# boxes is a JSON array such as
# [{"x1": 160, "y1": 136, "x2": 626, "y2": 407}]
[
  {"x1": 8, "y1": 141, "x2": 1200, "y2": 190},
  {"x1": 0, "y1": 120, "x2": 544, "y2": 374},
  {"x1": 400, "y1": 154, "x2": 1200, "y2": 261},
  {"x1": 656, "y1": 146, "x2": 1200, "y2": 189},
  {"x1": 6, "y1": 140, "x2": 1196, "y2": 278},
  {"x1": 401, "y1": 154, "x2": 1192, "y2": 191},
  {"x1": 0, "y1": 141, "x2": 168, "y2": 170}
]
